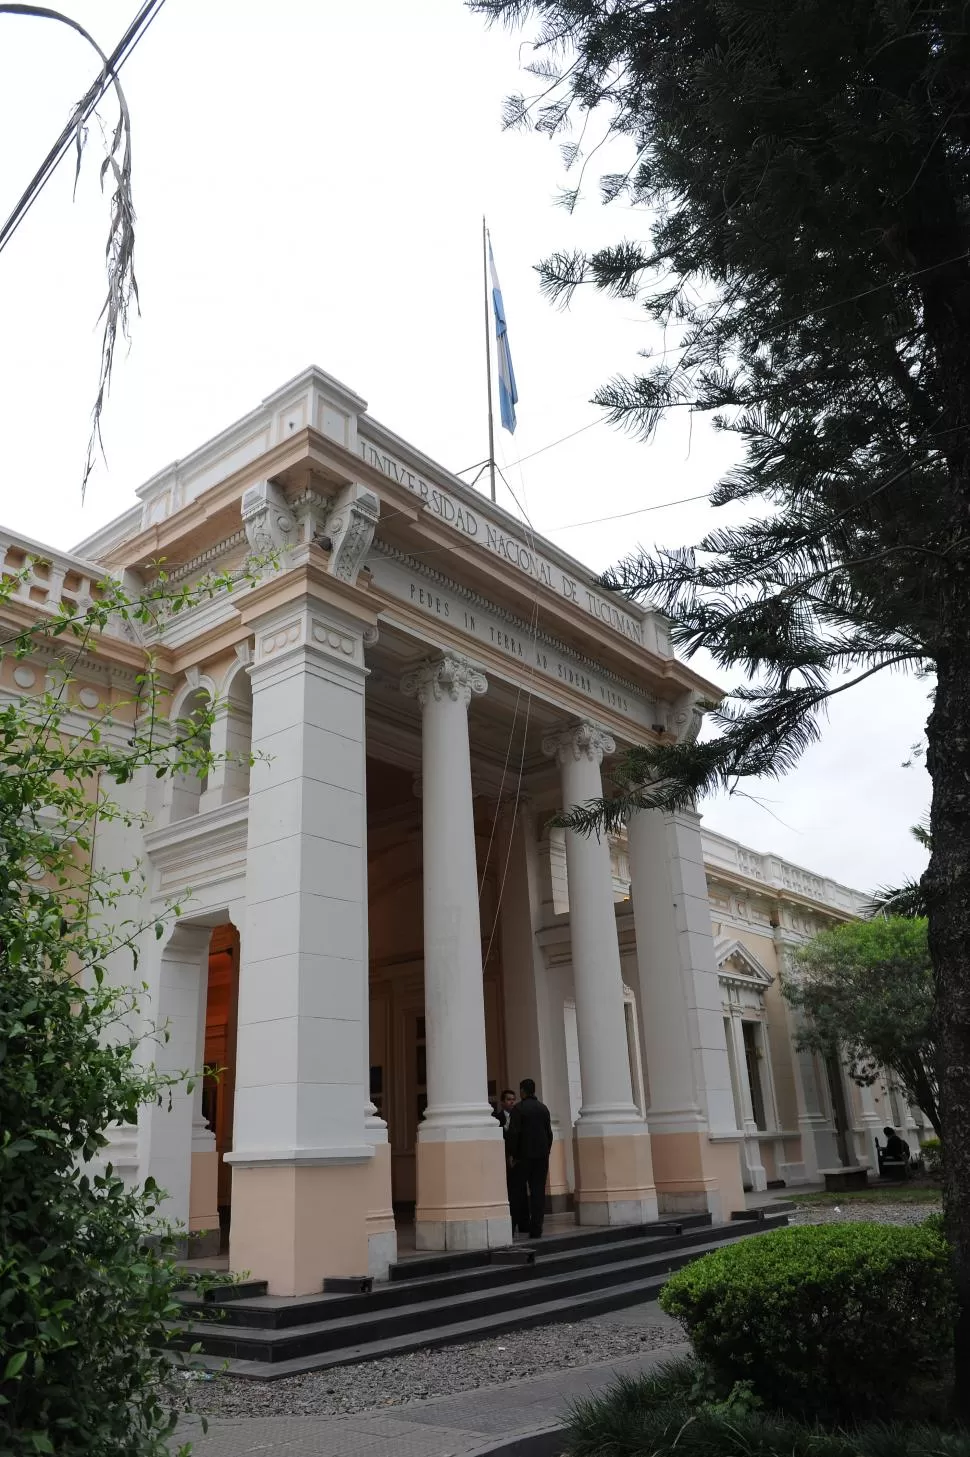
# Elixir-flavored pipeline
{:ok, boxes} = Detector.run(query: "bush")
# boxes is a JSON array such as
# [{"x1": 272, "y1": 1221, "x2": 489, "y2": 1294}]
[
  {"x1": 922, "y1": 1137, "x2": 944, "y2": 1176},
  {"x1": 563, "y1": 1379, "x2": 970, "y2": 1457},
  {"x1": 659, "y1": 1223, "x2": 953, "y2": 1421}
]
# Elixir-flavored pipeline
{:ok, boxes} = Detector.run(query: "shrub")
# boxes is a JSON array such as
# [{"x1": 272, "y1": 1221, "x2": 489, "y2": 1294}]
[
  {"x1": 659, "y1": 1223, "x2": 953, "y2": 1421},
  {"x1": 0, "y1": 569, "x2": 259, "y2": 1455},
  {"x1": 923, "y1": 1137, "x2": 944, "y2": 1176},
  {"x1": 563, "y1": 1386, "x2": 970, "y2": 1457}
]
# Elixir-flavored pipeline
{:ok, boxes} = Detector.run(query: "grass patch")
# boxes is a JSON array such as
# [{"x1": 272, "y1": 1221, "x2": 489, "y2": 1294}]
[{"x1": 786, "y1": 1187, "x2": 941, "y2": 1206}]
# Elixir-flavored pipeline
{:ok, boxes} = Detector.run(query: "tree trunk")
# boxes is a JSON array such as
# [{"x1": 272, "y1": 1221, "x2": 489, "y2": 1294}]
[{"x1": 926, "y1": 645, "x2": 970, "y2": 1410}]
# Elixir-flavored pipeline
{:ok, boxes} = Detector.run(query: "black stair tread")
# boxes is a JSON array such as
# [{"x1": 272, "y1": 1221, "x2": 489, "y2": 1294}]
[
  {"x1": 181, "y1": 1270, "x2": 691, "y2": 1380},
  {"x1": 509, "y1": 1213, "x2": 712, "y2": 1256},
  {"x1": 175, "y1": 1225, "x2": 781, "y2": 1352},
  {"x1": 178, "y1": 1214, "x2": 785, "y2": 1328},
  {"x1": 387, "y1": 1213, "x2": 712, "y2": 1277}
]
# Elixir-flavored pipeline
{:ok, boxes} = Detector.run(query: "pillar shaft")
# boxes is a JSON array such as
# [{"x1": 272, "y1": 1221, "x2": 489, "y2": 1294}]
[
  {"x1": 228, "y1": 593, "x2": 388, "y2": 1295},
  {"x1": 542, "y1": 721, "x2": 656, "y2": 1226},
  {"x1": 141, "y1": 922, "x2": 211, "y2": 1243},
  {"x1": 626, "y1": 804, "x2": 745, "y2": 1220},
  {"x1": 402, "y1": 653, "x2": 510, "y2": 1252}
]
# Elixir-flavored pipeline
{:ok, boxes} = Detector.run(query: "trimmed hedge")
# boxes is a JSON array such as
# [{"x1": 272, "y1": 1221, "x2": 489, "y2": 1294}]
[{"x1": 659, "y1": 1222, "x2": 952, "y2": 1420}]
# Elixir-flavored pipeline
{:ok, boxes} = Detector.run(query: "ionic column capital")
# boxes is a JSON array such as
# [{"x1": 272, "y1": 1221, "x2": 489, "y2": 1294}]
[
  {"x1": 400, "y1": 652, "x2": 488, "y2": 708},
  {"x1": 542, "y1": 719, "x2": 616, "y2": 768}
]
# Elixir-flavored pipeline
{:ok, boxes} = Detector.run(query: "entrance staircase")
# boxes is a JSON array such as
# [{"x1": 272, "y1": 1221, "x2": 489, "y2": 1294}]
[{"x1": 173, "y1": 1208, "x2": 791, "y2": 1379}]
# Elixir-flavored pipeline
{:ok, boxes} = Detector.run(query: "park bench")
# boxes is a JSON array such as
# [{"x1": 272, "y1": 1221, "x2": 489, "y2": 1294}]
[{"x1": 820, "y1": 1166, "x2": 869, "y2": 1192}]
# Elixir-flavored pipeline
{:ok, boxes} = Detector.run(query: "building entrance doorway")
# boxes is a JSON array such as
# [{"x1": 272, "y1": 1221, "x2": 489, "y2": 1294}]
[
  {"x1": 825, "y1": 1051, "x2": 852, "y2": 1168},
  {"x1": 200, "y1": 924, "x2": 239, "y2": 1249},
  {"x1": 369, "y1": 964, "x2": 507, "y2": 1218}
]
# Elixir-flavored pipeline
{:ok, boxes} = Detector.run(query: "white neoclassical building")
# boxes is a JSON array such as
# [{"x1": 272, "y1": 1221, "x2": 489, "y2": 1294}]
[{"x1": 2, "y1": 367, "x2": 929, "y2": 1297}]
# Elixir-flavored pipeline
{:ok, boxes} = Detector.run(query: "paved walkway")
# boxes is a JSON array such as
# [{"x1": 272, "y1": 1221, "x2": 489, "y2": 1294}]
[{"x1": 177, "y1": 1303, "x2": 689, "y2": 1456}]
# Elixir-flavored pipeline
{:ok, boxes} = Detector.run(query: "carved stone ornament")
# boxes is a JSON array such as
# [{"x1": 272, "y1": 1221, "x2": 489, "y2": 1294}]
[
  {"x1": 671, "y1": 693, "x2": 705, "y2": 745},
  {"x1": 241, "y1": 480, "x2": 297, "y2": 558},
  {"x1": 291, "y1": 487, "x2": 332, "y2": 546},
  {"x1": 325, "y1": 482, "x2": 380, "y2": 585},
  {"x1": 400, "y1": 652, "x2": 488, "y2": 708},
  {"x1": 541, "y1": 720, "x2": 616, "y2": 768}
]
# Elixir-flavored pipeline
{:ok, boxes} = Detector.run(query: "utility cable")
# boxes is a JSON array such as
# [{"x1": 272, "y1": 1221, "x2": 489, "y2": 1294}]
[{"x1": 0, "y1": 0, "x2": 167, "y2": 258}]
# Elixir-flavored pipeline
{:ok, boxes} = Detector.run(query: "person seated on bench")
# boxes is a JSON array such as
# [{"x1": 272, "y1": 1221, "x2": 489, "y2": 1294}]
[{"x1": 878, "y1": 1125, "x2": 910, "y2": 1174}]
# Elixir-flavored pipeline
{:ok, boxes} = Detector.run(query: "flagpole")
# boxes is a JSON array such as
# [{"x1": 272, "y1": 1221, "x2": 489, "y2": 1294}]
[{"x1": 483, "y1": 215, "x2": 497, "y2": 504}]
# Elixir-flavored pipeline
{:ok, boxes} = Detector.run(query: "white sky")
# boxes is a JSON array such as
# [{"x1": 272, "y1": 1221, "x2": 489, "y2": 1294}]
[{"x1": 0, "y1": 0, "x2": 931, "y2": 894}]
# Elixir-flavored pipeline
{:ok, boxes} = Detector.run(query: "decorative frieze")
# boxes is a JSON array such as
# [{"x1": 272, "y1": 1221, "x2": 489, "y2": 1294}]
[
  {"x1": 359, "y1": 436, "x2": 648, "y2": 647},
  {"x1": 166, "y1": 529, "x2": 248, "y2": 583},
  {"x1": 250, "y1": 605, "x2": 373, "y2": 670},
  {"x1": 370, "y1": 544, "x2": 661, "y2": 733}
]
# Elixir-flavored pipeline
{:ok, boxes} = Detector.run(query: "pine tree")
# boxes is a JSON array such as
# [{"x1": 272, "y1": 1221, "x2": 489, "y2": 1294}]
[{"x1": 472, "y1": 0, "x2": 970, "y2": 1399}]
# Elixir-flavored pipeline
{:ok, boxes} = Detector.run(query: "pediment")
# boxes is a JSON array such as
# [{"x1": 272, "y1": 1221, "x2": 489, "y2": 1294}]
[{"x1": 714, "y1": 937, "x2": 774, "y2": 988}]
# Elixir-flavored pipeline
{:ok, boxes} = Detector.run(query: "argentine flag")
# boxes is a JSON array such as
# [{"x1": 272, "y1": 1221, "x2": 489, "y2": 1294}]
[{"x1": 488, "y1": 241, "x2": 518, "y2": 434}]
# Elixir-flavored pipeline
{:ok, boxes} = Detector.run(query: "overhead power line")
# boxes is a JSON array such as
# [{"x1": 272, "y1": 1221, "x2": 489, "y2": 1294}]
[
  {"x1": 0, "y1": 0, "x2": 167, "y2": 259},
  {"x1": 545, "y1": 491, "x2": 711, "y2": 531}
]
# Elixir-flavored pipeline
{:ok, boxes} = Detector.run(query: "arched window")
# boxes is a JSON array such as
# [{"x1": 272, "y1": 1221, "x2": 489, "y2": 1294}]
[
  {"x1": 199, "y1": 663, "x2": 253, "y2": 810},
  {"x1": 167, "y1": 684, "x2": 212, "y2": 821}
]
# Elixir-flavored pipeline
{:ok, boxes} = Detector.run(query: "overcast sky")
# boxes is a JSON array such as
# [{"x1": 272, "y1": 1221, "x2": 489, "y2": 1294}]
[{"x1": 0, "y1": 0, "x2": 931, "y2": 894}]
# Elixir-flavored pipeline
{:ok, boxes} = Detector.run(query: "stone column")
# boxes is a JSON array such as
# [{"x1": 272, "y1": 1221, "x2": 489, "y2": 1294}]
[
  {"x1": 188, "y1": 958, "x2": 220, "y2": 1255},
  {"x1": 361, "y1": 687, "x2": 397, "y2": 1278},
  {"x1": 856, "y1": 1079, "x2": 882, "y2": 1169},
  {"x1": 498, "y1": 801, "x2": 572, "y2": 1210},
  {"x1": 727, "y1": 1010, "x2": 768, "y2": 1192},
  {"x1": 199, "y1": 698, "x2": 252, "y2": 812},
  {"x1": 140, "y1": 922, "x2": 212, "y2": 1243},
  {"x1": 542, "y1": 721, "x2": 657, "y2": 1225},
  {"x1": 401, "y1": 653, "x2": 510, "y2": 1251},
  {"x1": 626, "y1": 805, "x2": 745, "y2": 1220},
  {"x1": 227, "y1": 592, "x2": 390, "y2": 1296}
]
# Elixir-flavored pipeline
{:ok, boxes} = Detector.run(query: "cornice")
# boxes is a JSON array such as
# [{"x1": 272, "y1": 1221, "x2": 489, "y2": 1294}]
[
  {"x1": 143, "y1": 797, "x2": 249, "y2": 858},
  {"x1": 166, "y1": 529, "x2": 248, "y2": 583}
]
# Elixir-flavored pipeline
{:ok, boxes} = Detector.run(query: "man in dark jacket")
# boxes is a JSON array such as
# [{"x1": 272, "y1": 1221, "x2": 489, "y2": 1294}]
[{"x1": 506, "y1": 1078, "x2": 553, "y2": 1238}]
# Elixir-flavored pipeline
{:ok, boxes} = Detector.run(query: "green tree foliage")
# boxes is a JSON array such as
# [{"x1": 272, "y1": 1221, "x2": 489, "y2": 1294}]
[
  {"x1": 0, "y1": 563, "x2": 255, "y2": 1455},
  {"x1": 784, "y1": 916, "x2": 939, "y2": 1135},
  {"x1": 871, "y1": 823, "x2": 931, "y2": 918},
  {"x1": 471, "y1": 0, "x2": 970, "y2": 1396}
]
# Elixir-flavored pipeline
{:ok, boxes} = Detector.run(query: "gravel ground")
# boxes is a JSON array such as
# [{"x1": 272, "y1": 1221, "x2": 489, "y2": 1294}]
[
  {"x1": 171, "y1": 1318, "x2": 684, "y2": 1419},
  {"x1": 787, "y1": 1199, "x2": 941, "y2": 1227},
  {"x1": 170, "y1": 1202, "x2": 939, "y2": 1421}
]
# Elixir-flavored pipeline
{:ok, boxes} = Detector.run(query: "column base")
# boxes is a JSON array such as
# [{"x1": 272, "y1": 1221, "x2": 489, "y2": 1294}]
[
  {"x1": 229, "y1": 1159, "x2": 373, "y2": 1296},
  {"x1": 649, "y1": 1129, "x2": 746, "y2": 1221},
  {"x1": 742, "y1": 1138, "x2": 768, "y2": 1193},
  {"x1": 189, "y1": 1149, "x2": 220, "y2": 1241},
  {"x1": 573, "y1": 1122, "x2": 658, "y2": 1226},
  {"x1": 364, "y1": 1136, "x2": 397, "y2": 1279},
  {"x1": 415, "y1": 1127, "x2": 512, "y2": 1251},
  {"x1": 547, "y1": 1133, "x2": 569, "y2": 1204}
]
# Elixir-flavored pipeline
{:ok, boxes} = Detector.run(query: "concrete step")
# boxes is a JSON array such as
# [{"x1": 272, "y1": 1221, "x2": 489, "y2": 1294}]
[
  {"x1": 172, "y1": 1214, "x2": 788, "y2": 1373},
  {"x1": 386, "y1": 1213, "x2": 713, "y2": 1280},
  {"x1": 176, "y1": 1215, "x2": 750, "y2": 1331},
  {"x1": 180, "y1": 1262, "x2": 716, "y2": 1381}
]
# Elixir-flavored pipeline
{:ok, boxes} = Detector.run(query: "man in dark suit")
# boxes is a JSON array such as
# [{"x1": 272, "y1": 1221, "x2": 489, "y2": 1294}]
[
  {"x1": 492, "y1": 1088, "x2": 517, "y2": 1133},
  {"x1": 506, "y1": 1078, "x2": 553, "y2": 1238}
]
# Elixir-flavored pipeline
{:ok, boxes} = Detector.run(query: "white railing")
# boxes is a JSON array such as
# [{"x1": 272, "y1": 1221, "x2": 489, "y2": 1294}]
[
  {"x1": 0, "y1": 531, "x2": 125, "y2": 633},
  {"x1": 701, "y1": 827, "x2": 868, "y2": 915}
]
